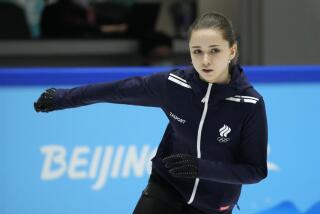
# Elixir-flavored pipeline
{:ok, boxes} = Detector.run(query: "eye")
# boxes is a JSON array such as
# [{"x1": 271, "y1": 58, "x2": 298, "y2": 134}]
[
  {"x1": 211, "y1": 48, "x2": 220, "y2": 54},
  {"x1": 193, "y1": 49, "x2": 202, "y2": 54}
]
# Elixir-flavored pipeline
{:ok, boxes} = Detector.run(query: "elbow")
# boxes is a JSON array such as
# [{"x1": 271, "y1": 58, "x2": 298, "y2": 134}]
[
  {"x1": 259, "y1": 167, "x2": 268, "y2": 181},
  {"x1": 253, "y1": 165, "x2": 268, "y2": 184},
  {"x1": 244, "y1": 165, "x2": 268, "y2": 184}
]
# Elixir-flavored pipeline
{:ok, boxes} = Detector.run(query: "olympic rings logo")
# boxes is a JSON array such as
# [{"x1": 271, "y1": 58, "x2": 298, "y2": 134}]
[{"x1": 217, "y1": 137, "x2": 230, "y2": 143}]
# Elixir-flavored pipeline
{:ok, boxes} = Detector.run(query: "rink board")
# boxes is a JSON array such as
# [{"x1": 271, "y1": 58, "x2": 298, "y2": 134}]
[{"x1": 1, "y1": 66, "x2": 320, "y2": 214}]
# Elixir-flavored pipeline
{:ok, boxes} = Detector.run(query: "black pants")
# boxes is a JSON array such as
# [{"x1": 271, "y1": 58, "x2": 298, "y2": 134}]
[{"x1": 132, "y1": 172, "x2": 232, "y2": 214}]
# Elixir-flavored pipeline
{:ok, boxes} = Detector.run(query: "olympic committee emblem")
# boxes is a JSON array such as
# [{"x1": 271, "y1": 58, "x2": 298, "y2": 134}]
[{"x1": 217, "y1": 124, "x2": 231, "y2": 143}]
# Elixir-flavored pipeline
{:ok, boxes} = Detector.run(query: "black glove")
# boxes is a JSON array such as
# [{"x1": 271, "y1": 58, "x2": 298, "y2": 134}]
[
  {"x1": 34, "y1": 88, "x2": 57, "y2": 112},
  {"x1": 162, "y1": 154, "x2": 198, "y2": 179}
]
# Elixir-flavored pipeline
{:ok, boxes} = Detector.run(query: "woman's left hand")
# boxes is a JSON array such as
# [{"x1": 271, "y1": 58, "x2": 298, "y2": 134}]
[{"x1": 162, "y1": 154, "x2": 198, "y2": 179}]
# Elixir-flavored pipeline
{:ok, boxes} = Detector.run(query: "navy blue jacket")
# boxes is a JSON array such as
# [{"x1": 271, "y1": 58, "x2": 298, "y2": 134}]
[{"x1": 53, "y1": 64, "x2": 268, "y2": 213}]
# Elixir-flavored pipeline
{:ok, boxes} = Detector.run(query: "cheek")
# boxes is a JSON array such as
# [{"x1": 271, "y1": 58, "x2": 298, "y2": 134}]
[
  {"x1": 190, "y1": 55, "x2": 199, "y2": 64},
  {"x1": 215, "y1": 53, "x2": 229, "y2": 64}
]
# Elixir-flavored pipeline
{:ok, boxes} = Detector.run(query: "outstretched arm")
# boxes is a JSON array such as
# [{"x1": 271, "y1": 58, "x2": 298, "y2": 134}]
[{"x1": 34, "y1": 71, "x2": 168, "y2": 112}]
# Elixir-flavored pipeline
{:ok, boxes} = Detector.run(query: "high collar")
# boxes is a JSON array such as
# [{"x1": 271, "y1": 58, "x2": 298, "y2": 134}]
[{"x1": 185, "y1": 64, "x2": 252, "y2": 104}]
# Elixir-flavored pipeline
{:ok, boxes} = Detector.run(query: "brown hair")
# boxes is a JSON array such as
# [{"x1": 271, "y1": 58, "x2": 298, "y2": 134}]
[{"x1": 188, "y1": 12, "x2": 239, "y2": 65}]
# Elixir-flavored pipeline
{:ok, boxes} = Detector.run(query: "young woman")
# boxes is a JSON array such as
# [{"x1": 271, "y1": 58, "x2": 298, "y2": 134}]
[{"x1": 34, "y1": 12, "x2": 268, "y2": 214}]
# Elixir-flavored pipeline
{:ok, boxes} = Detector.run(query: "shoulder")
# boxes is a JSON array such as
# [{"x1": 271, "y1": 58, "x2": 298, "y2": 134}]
[
  {"x1": 144, "y1": 68, "x2": 187, "y2": 86},
  {"x1": 225, "y1": 87, "x2": 264, "y2": 105},
  {"x1": 164, "y1": 68, "x2": 190, "y2": 80},
  {"x1": 242, "y1": 87, "x2": 264, "y2": 103},
  {"x1": 168, "y1": 68, "x2": 190, "y2": 83},
  {"x1": 152, "y1": 68, "x2": 192, "y2": 89},
  {"x1": 239, "y1": 88, "x2": 267, "y2": 118}
]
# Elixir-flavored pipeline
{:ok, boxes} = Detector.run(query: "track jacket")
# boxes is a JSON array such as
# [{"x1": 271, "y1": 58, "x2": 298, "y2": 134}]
[{"x1": 52, "y1": 64, "x2": 268, "y2": 214}]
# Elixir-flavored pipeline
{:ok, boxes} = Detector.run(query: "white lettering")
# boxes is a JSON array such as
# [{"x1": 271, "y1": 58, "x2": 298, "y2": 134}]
[
  {"x1": 147, "y1": 147, "x2": 157, "y2": 174},
  {"x1": 169, "y1": 112, "x2": 186, "y2": 124},
  {"x1": 267, "y1": 145, "x2": 280, "y2": 171},
  {"x1": 40, "y1": 144, "x2": 156, "y2": 191},
  {"x1": 68, "y1": 146, "x2": 90, "y2": 179},
  {"x1": 40, "y1": 145, "x2": 67, "y2": 180},
  {"x1": 111, "y1": 145, "x2": 125, "y2": 178},
  {"x1": 122, "y1": 145, "x2": 150, "y2": 177},
  {"x1": 92, "y1": 146, "x2": 114, "y2": 191},
  {"x1": 89, "y1": 146, "x2": 103, "y2": 178}
]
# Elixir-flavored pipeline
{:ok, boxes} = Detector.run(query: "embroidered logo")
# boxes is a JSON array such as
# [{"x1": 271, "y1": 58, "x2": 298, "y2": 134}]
[
  {"x1": 217, "y1": 124, "x2": 231, "y2": 143},
  {"x1": 169, "y1": 112, "x2": 186, "y2": 124}
]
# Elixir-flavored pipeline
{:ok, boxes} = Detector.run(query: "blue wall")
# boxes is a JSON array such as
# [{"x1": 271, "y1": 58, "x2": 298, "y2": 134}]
[{"x1": 1, "y1": 66, "x2": 320, "y2": 214}]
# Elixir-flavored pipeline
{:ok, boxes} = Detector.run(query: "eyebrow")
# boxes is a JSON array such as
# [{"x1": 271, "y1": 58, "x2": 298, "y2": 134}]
[{"x1": 191, "y1": 45, "x2": 220, "y2": 48}]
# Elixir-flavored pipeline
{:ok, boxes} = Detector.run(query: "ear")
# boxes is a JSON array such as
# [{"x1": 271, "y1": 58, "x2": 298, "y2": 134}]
[{"x1": 229, "y1": 43, "x2": 238, "y2": 60}]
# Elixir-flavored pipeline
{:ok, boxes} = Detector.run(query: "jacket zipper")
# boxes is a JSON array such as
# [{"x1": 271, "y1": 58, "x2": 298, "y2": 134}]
[{"x1": 187, "y1": 83, "x2": 213, "y2": 204}]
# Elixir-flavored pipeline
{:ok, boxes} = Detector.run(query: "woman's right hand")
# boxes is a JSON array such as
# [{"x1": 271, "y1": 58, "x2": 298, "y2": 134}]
[{"x1": 34, "y1": 88, "x2": 57, "y2": 113}]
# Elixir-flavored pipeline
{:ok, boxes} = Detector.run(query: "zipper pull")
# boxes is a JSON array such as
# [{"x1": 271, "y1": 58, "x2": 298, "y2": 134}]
[{"x1": 201, "y1": 83, "x2": 213, "y2": 103}]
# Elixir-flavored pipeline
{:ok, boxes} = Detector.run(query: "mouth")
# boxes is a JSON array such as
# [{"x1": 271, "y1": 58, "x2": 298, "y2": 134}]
[{"x1": 202, "y1": 69, "x2": 213, "y2": 73}]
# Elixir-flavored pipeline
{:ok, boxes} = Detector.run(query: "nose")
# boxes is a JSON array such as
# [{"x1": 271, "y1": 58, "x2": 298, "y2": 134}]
[{"x1": 202, "y1": 54, "x2": 211, "y2": 67}]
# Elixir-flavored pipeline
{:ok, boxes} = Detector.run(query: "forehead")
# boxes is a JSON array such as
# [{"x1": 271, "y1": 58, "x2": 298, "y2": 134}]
[{"x1": 189, "y1": 29, "x2": 228, "y2": 46}]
